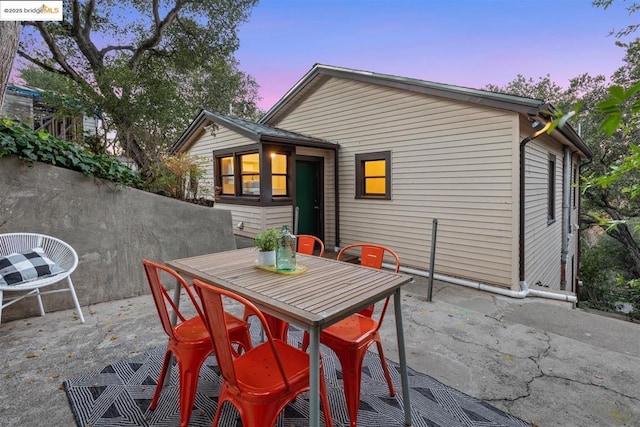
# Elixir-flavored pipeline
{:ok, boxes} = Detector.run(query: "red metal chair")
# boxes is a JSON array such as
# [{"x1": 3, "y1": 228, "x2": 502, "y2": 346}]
[
  {"x1": 243, "y1": 234, "x2": 325, "y2": 341},
  {"x1": 302, "y1": 243, "x2": 400, "y2": 427},
  {"x1": 142, "y1": 260, "x2": 252, "y2": 427},
  {"x1": 193, "y1": 279, "x2": 334, "y2": 427},
  {"x1": 297, "y1": 234, "x2": 325, "y2": 257}
]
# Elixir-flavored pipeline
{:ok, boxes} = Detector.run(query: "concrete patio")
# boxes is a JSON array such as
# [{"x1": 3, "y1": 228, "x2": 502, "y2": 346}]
[{"x1": 1, "y1": 275, "x2": 639, "y2": 426}]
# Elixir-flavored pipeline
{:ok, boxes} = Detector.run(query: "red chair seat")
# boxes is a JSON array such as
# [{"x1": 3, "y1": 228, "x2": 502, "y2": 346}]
[
  {"x1": 235, "y1": 340, "x2": 312, "y2": 393},
  {"x1": 173, "y1": 317, "x2": 210, "y2": 341},
  {"x1": 322, "y1": 314, "x2": 378, "y2": 344}
]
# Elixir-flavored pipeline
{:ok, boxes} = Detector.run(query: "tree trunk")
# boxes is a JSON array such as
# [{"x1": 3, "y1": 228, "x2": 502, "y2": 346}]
[
  {"x1": 0, "y1": 22, "x2": 21, "y2": 112},
  {"x1": 604, "y1": 205, "x2": 640, "y2": 278}
]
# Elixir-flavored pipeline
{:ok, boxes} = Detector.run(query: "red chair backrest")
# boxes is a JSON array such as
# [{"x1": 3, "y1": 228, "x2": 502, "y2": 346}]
[
  {"x1": 337, "y1": 243, "x2": 401, "y2": 318},
  {"x1": 193, "y1": 279, "x2": 292, "y2": 391},
  {"x1": 142, "y1": 259, "x2": 205, "y2": 340},
  {"x1": 297, "y1": 235, "x2": 324, "y2": 257},
  {"x1": 337, "y1": 243, "x2": 400, "y2": 273}
]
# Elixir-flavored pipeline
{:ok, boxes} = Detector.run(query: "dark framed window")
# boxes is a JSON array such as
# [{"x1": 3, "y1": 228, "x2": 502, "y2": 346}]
[
  {"x1": 271, "y1": 153, "x2": 289, "y2": 197},
  {"x1": 219, "y1": 156, "x2": 234, "y2": 195},
  {"x1": 240, "y1": 153, "x2": 260, "y2": 196},
  {"x1": 355, "y1": 151, "x2": 391, "y2": 200},
  {"x1": 548, "y1": 153, "x2": 556, "y2": 224},
  {"x1": 214, "y1": 145, "x2": 292, "y2": 204},
  {"x1": 214, "y1": 147, "x2": 260, "y2": 198}
]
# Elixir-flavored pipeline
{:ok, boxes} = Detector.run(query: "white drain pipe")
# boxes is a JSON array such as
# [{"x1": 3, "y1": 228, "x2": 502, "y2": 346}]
[{"x1": 385, "y1": 263, "x2": 577, "y2": 303}]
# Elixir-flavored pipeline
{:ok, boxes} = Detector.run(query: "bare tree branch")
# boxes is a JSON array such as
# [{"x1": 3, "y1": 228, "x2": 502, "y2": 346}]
[
  {"x1": 71, "y1": 0, "x2": 103, "y2": 71},
  {"x1": 16, "y1": 49, "x2": 66, "y2": 76},
  {"x1": 99, "y1": 45, "x2": 137, "y2": 56},
  {"x1": 129, "y1": 0, "x2": 188, "y2": 70},
  {"x1": 30, "y1": 22, "x2": 85, "y2": 84}
]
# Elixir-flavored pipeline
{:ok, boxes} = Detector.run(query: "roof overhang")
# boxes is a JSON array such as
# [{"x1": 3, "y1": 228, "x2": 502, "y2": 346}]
[
  {"x1": 260, "y1": 64, "x2": 592, "y2": 159},
  {"x1": 171, "y1": 109, "x2": 338, "y2": 154}
]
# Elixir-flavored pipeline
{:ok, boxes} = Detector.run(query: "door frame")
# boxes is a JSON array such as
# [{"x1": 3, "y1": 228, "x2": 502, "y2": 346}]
[{"x1": 294, "y1": 155, "x2": 324, "y2": 240}]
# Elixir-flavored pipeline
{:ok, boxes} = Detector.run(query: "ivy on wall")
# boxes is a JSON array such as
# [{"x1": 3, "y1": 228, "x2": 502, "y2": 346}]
[{"x1": 0, "y1": 118, "x2": 141, "y2": 188}]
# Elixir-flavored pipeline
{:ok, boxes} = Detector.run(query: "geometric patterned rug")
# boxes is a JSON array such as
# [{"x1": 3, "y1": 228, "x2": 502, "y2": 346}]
[{"x1": 63, "y1": 324, "x2": 531, "y2": 427}]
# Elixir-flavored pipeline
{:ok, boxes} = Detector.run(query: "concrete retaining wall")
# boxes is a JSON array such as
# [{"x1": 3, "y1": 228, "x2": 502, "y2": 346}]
[{"x1": 0, "y1": 156, "x2": 237, "y2": 322}]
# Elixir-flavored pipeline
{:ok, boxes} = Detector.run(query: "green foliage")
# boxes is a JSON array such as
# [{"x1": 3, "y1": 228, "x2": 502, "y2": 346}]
[
  {"x1": 144, "y1": 154, "x2": 207, "y2": 201},
  {"x1": 254, "y1": 228, "x2": 280, "y2": 252},
  {"x1": 579, "y1": 234, "x2": 627, "y2": 312},
  {"x1": 580, "y1": 229, "x2": 640, "y2": 319},
  {"x1": 0, "y1": 118, "x2": 141, "y2": 187},
  {"x1": 614, "y1": 276, "x2": 640, "y2": 320},
  {"x1": 18, "y1": 0, "x2": 260, "y2": 169}
]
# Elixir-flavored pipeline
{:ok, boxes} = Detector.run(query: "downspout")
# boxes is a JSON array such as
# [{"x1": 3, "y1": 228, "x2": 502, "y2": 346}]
[
  {"x1": 334, "y1": 149, "x2": 340, "y2": 251},
  {"x1": 560, "y1": 146, "x2": 572, "y2": 290},
  {"x1": 519, "y1": 120, "x2": 552, "y2": 292}
]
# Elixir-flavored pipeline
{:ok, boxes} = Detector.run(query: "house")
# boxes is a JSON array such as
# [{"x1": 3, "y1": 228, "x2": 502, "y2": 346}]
[
  {"x1": 1, "y1": 84, "x2": 98, "y2": 144},
  {"x1": 171, "y1": 64, "x2": 592, "y2": 300}
]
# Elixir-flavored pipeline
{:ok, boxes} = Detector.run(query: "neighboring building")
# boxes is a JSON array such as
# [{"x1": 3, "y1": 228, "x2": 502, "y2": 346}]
[
  {"x1": 1, "y1": 84, "x2": 98, "y2": 144},
  {"x1": 172, "y1": 64, "x2": 593, "y2": 299}
]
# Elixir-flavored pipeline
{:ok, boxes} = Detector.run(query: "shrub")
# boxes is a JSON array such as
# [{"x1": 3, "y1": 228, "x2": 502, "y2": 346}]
[
  {"x1": 579, "y1": 230, "x2": 638, "y2": 319},
  {"x1": 144, "y1": 153, "x2": 207, "y2": 201}
]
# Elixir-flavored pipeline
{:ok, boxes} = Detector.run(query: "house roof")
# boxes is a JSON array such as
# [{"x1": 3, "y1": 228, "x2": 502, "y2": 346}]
[
  {"x1": 171, "y1": 109, "x2": 337, "y2": 153},
  {"x1": 259, "y1": 64, "x2": 592, "y2": 159}
]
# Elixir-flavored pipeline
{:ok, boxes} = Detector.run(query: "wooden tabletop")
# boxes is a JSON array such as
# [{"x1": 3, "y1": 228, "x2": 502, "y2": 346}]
[{"x1": 166, "y1": 247, "x2": 413, "y2": 329}]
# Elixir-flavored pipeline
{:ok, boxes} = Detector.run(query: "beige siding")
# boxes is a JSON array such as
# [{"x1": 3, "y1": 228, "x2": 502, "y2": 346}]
[
  {"x1": 271, "y1": 77, "x2": 519, "y2": 287},
  {"x1": 524, "y1": 137, "x2": 563, "y2": 289},
  {"x1": 185, "y1": 126, "x2": 256, "y2": 199},
  {"x1": 214, "y1": 203, "x2": 292, "y2": 239}
]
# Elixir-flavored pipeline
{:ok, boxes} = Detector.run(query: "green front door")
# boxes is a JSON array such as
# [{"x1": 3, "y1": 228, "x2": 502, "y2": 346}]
[{"x1": 295, "y1": 158, "x2": 323, "y2": 238}]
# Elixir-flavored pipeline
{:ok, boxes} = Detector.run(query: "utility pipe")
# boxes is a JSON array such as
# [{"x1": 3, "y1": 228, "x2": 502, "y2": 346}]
[
  {"x1": 560, "y1": 146, "x2": 572, "y2": 290},
  {"x1": 519, "y1": 119, "x2": 553, "y2": 290},
  {"x1": 384, "y1": 263, "x2": 577, "y2": 303}
]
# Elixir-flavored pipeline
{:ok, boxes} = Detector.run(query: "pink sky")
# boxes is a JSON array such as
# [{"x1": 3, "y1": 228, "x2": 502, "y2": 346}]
[{"x1": 234, "y1": 0, "x2": 637, "y2": 110}]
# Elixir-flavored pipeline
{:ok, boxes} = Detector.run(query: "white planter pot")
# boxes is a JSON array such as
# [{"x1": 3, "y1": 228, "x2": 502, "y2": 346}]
[{"x1": 256, "y1": 250, "x2": 276, "y2": 267}]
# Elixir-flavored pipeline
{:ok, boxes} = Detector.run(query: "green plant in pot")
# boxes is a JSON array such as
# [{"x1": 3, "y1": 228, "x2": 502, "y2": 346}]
[{"x1": 254, "y1": 228, "x2": 279, "y2": 266}]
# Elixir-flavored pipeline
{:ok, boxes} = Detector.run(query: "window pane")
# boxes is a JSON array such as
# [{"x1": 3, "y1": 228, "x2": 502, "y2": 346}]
[
  {"x1": 271, "y1": 154, "x2": 287, "y2": 174},
  {"x1": 365, "y1": 177, "x2": 386, "y2": 194},
  {"x1": 241, "y1": 153, "x2": 259, "y2": 173},
  {"x1": 272, "y1": 175, "x2": 287, "y2": 196},
  {"x1": 221, "y1": 156, "x2": 233, "y2": 174},
  {"x1": 364, "y1": 160, "x2": 385, "y2": 177},
  {"x1": 242, "y1": 175, "x2": 260, "y2": 195},
  {"x1": 221, "y1": 176, "x2": 234, "y2": 194}
]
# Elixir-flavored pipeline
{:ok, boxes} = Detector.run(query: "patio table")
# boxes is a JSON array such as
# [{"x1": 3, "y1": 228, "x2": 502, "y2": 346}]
[{"x1": 166, "y1": 247, "x2": 414, "y2": 427}]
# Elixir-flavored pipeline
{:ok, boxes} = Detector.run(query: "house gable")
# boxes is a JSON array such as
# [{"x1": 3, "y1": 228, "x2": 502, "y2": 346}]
[{"x1": 265, "y1": 73, "x2": 521, "y2": 287}]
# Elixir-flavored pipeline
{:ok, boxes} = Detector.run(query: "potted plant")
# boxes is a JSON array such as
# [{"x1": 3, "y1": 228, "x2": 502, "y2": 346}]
[{"x1": 254, "y1": 227, "x2": 279, "y2": 266}]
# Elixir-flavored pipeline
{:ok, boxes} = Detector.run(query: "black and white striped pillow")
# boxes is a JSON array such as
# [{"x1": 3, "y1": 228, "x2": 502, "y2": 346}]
[{"x1": 0, "y1": 247, "x2": 64, "y2": 286}]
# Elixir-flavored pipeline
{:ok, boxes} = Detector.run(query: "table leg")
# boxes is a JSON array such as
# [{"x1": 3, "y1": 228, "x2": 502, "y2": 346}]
[
  {"x1": 309, "y1": 326, "x2": 320, "y2": 427},
  {"x1": 394, "y1": 288, "x2": 413, "y2": 426}
]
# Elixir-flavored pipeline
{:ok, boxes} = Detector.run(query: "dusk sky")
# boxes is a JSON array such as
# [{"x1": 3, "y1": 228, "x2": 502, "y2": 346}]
[{"x1": 234, "y1": 0, "x2": 638, "y2": 110}]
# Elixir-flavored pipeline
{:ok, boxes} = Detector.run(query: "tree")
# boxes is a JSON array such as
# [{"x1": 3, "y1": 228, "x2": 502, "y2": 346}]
[
  {"x1": 0, "y1": 22, "x2": 21, "y2": 111},
  {"x1": 485, "y1": 42, "x2": 640, "y2": 277},
  {"x1": 16, "y1": 0, "x2": 259, "y2": 172}
]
